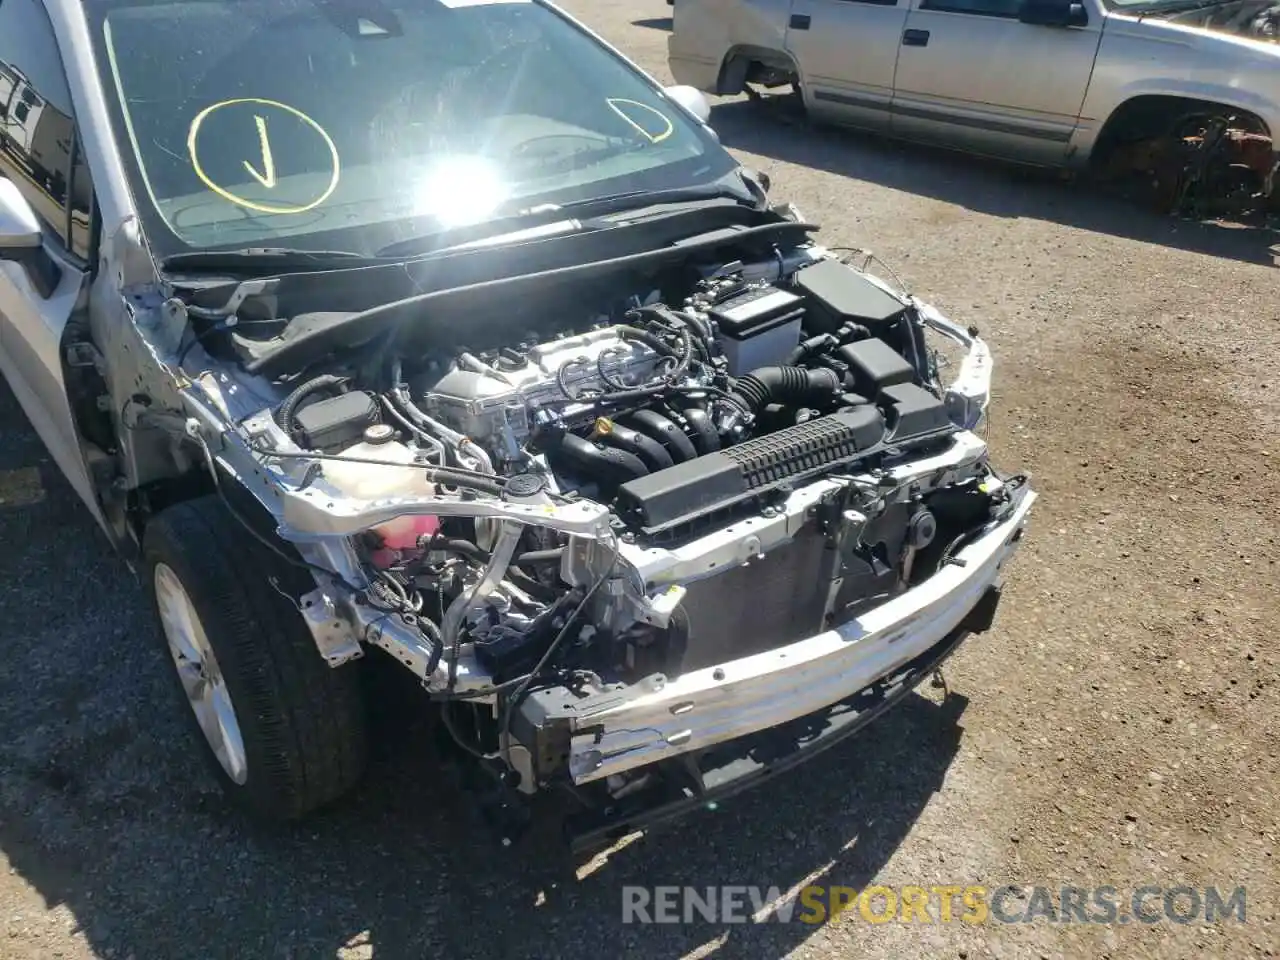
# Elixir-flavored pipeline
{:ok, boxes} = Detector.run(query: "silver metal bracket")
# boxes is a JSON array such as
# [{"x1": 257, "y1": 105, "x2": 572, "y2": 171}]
[{"x1": 299, "y1": 587, "x2": 364, "y2": 667}]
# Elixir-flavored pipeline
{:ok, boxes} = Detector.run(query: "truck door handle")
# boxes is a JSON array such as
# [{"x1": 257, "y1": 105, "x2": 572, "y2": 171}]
[
  {"x1": 902, "y1": 28, "x2": 930, "y2": 46},
  {"x1": 790, "y1": 13, "x2": 811, "y2": 29}
]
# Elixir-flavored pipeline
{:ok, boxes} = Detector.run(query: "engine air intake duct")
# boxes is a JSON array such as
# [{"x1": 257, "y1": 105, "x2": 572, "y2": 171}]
[
  {"x1": 615, "y1": 406, "x2": 886, "y2": 533},
  {"x1": 729, "y1": 365, "x2": 842, "y2": 416}
]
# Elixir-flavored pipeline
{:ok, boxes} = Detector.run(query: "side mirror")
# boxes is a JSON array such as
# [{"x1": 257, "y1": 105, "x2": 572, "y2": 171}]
[
  {"x1": 1018, "y1": 0, "x2": 1088, "y2": 26},
  {"x1": 0, "y1": 177, "x2": 60, "y2": 297},
  {"x1": 664, "y1": 84, "x2": 713, "y2": 125},
  {"x1": 0, "y1": 178, "x2": 43, "y2": 256}
]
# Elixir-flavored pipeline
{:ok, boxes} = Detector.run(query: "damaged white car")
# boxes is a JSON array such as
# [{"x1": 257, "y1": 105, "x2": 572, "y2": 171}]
[{"x1": 0, "y1": 0, "x2": 1034, "y2": 847}]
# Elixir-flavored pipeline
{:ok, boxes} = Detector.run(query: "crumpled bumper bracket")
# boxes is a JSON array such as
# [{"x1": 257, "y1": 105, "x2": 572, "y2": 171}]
[
  {"x1": 560, "y1": 485, "x2": 1035, "y2": 786},
  {"x1": 562, "y1": 607, "x2": 990, "y2": 854}
]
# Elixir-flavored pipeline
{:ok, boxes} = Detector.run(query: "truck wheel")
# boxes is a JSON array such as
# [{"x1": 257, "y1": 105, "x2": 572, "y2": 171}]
[{"x1": 143, "y1": 496, "x2": 368, "y2": 820}]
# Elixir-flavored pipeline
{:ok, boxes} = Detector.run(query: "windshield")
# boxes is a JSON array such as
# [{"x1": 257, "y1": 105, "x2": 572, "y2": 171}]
[{"x1": 86, "y1": 0, "x2": 737, "y2": 260}]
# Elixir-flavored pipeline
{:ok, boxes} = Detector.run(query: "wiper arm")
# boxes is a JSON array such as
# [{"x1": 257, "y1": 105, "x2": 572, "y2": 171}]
[
  {"x1": 160, "y1": 247, "x2": 391, "y2": 275},
  {"x1": 374, "y1": 182, "x2": 759, "y2": 259},
  {"x1": 554, "y1": 182, "x2": 761, "y2": 216}
]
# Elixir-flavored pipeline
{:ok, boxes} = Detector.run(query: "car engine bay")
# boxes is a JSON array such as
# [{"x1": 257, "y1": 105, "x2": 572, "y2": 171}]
[{"x1": 167, "y1": 225, "x2": 1032, "y2": 822}]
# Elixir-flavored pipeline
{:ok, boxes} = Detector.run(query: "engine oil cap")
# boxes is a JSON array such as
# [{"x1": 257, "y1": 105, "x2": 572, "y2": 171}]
[
  {"x1": 503, "y1": 473, "x2": 548, "y2": 500},
  {"x1": 364, "y1": 423, "x2": 395, "y2": 444}
]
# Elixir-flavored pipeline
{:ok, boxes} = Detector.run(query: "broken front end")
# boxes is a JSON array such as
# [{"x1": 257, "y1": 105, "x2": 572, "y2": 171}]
[{"x1": 179, "y1": 238, "x2": 1035, "y2": 845}]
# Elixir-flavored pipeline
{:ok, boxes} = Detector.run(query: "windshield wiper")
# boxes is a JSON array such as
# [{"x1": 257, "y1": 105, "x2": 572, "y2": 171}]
[
  {"x1": 553, "y1": 182, "x2": 761, "y2": 216},
  {"x1": 160, "y1": 247, "x2": 393, "y2": 276},
  {"x1": 374, "y1": 181, "x2": 759, "y2": 259}
]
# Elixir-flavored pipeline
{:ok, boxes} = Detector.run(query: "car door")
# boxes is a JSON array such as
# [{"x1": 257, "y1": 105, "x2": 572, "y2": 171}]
[
  {"x1": 0, "y1": 0, "x2": 103, "y2": 517},
  {"x1": 889, "y1": 0, "x2": 1103, "y2": 164},
  {"x1": 785, "y1": 0, "x2": 911, "y2": 132}
]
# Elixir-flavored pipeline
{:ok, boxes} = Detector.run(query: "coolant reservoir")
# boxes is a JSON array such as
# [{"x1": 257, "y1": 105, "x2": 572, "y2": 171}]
[{"x1": 325, "y1": 425, "x2": 440, "y2": 551}]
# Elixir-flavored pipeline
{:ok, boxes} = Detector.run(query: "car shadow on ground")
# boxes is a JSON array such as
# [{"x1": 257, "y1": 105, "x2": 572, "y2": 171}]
[
  {"x1": 710, "y1": 100, "x2": 1280, "y2": 268},
  {"x1": 632, "y1": 17, "x2": 673, "y2": 30},
  {"x1": 0, "y1": 380, "x2": 969, "y2": 958}
]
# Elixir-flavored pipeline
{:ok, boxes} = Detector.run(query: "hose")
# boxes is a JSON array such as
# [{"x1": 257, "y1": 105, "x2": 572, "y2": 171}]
[
  {"x1": 275, "y1": 374, "x2": 346, "y2": 438},
  {"x1": 430, "y1": 539, "x2": 490, "y2": 563},
  {"x1": 786, "y1": 334, "x2": 839, "y2": 366},
  {"x1": 660, "y1": 312, "x2": 711, "y2": 364},
  {"x1": 514, "y1": 547, "x2": 565, "y2": 565},
  {"x1": 387, "y1": 355, "x2": 496, "y2": 475},
  {"x1": 392, "y1": 389, "x2": 496, "y2": 475},
  {"x1": 617, "y1": 323, "x2": 694, "y2": 385},
  {"x1": 729, "y1": 365, "x2": 842, "y2": 416},
  {"x1": 670, "y1": 308, "x2": 714, "y2": 345},
  {"x1": 378, "y1": 396, "x2": 446, "y2": 463}
]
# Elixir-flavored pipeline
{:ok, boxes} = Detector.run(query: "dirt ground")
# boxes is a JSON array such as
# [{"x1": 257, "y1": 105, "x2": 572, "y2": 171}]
[{"x1": 1, "y1": 2, "x2": 1277, "y2": 957}]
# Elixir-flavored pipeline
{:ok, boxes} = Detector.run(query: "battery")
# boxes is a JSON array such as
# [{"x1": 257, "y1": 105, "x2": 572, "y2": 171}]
[{"x1": 708, "y1": 284, "x2": 805, "y2": 376}]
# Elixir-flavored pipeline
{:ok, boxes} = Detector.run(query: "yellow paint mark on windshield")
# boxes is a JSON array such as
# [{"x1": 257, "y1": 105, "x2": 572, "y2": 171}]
[
  {"x1": 242, "y1": 115, "x2": 278, "y2": 188},
  {"x1": 605, "y1": 98, "x2": 674, "y2": 144},
  {"x1": 186, "y1": 98, "x2": 340, "y2": 214}
]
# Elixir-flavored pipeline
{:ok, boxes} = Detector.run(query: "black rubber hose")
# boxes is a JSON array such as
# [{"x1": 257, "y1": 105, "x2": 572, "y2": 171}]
[
  {"x1": 680, "y1": 404, "x2": 720, "y2": 455},
  {"x1": 786, "y1": 334, "x2": 839, "y2": 366},
  {"x1": 424, "y1": 468, "x2": 505, "y2": 496},
  {"x1": 623, "y1": 409, "x2": 698, "y2": 463},
  {"x1": 515, "y1": 547, "x2": 565, "y2": 565},
  {"x1": 433, "y1": 539, "x2": 489, "y2": 563},
  {"x1": 660, "y1": 324, "x2": 694, "y2": 383},
  {"x1": 618, "y1": 323, "x2": 694, "y2": 385},
  {"x1": 729, "y1": 366, "x2": 842, "y2": 416},
  {"x1": 664, "y1": 312, "x2": 711, "y2": 364},
  {"x1": 600, "y1": 422, "x2": 674, "y2": 471},
  {"x1": 627, "y1": 304, "x2": 713, "y2": 350},
  {"x1": 671, "y1": 308, "x2": 714, "y2": 345},
  {"x1": 555, "y1": 433, "x2": 649, "y2": 484},
  {"x1": 275, "y1": 374, "x2": 346, "y2": 438}
]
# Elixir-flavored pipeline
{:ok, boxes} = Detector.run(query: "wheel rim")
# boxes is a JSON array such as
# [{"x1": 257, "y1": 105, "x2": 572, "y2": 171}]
[{"x1": 154, "y1": 562, "x2": 249, "y2": 785}]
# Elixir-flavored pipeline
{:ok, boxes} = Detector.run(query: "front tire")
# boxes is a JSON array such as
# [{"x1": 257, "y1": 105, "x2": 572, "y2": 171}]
[{"x1": 144, "y1": 496, "x2": 368, "y2": 820}]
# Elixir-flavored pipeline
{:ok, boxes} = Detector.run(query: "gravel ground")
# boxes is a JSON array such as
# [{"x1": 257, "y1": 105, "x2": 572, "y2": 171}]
[{"x1": 1, "y1": 2, "x2": 1278, "y2": 957}]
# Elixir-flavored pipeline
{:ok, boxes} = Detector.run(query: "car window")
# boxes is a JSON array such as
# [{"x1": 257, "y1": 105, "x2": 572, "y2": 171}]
[
  {"x1": 0, "y1": 0, "x2": 94, "y2": 258},
  {"x1": 919, "y1": 0, "x2": 1022, "y2": 16},
  {"x1": 86, "y1": 0, "x2": 738, "y2": 260}
]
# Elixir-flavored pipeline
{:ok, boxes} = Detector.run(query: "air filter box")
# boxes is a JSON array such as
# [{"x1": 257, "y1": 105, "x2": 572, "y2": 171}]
[{"x1": 792, "y1": 258, "x2": 910, "y2": 335}]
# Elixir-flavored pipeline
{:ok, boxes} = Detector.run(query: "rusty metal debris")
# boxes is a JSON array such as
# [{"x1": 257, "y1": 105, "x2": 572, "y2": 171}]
[{"x1": 1106, "y1": 114, "x2": 1279, "y2": 219}]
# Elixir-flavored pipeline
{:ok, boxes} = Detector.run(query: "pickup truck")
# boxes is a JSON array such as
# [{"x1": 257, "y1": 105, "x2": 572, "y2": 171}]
[{"x1": 668, "y1": 0, "x2": 1280, "y2": 212}]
